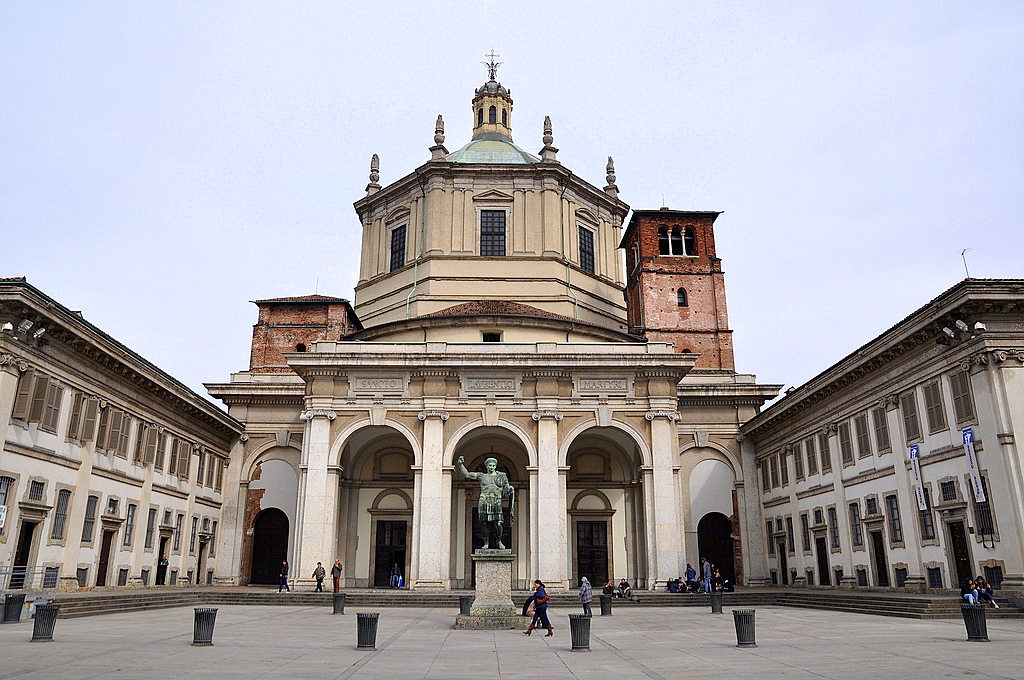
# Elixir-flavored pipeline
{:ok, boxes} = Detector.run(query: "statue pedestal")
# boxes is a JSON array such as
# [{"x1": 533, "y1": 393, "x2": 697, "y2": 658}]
[{"x1": 454, "y1": 549, "x2": 529, "y2": 630}]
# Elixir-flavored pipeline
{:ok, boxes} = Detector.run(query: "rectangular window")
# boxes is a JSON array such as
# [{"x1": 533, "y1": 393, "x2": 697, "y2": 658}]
[
  {"x1": 190, "y1": 516, "x2": 198, "y2": 552},
  {"x1": 766, "y1": 521, "x2": 774, "y2": 554},
  {"x1": 973, "y1": 477, "x2": 995, "y2": 540},
  {"x1": 919, "y1": 487, "x2": 936, "y2": 540},
  {"x1": 155, "y1": 431, "x2": 167, "y2": 471},
  {"x1": 196, "y1": 452, "x2": 205, "y2": 488},
  {"x1": 81, "y1": 397, "x2": 98, "y2": 442},
  {"x1": 983, "y1": 565, "x2": 1003, "y2": 589},
  {"x1": 29, "y1": 480, "x2": 45, "y2": 500},
  {"x1": 43, "y1": 566, "x2": 59, "y2": 588},
  {"x1": 133, "y1": 423, "x2": 146, "y2": 465},
  {"x1": 76, "y1": 568, "x2": 89, "y2": 587},
  {"x1": 761, "y1": 460, "x2": 771, "y2": 491},
  {"x1": 40, "y1": 381, "x2": 64, "y2": 432},
  {"x1": 895, "y1": 567, "x2": 908, "y2": 588},
  {"x1": 210, "y1": 520, "x2": 218, "y2": 556},
  {"x1": 800, "y1": 513, "x2": 811, "y2": 551},
  {"x1": 854, "y1": 414, "x2": 872, "y2": 458},
  {"x1": 922, "y1": 381, "x2": 947, "y2": 433},
  {"x1": 949, "y1": 370, "x2": 976, "y2": 424},
  {"x1": 11, "y1": 369, "x2": 35, "y2": 419},
  {"x1": 174, "y1": 514, "x2": 183, "y2": 551},
  {"x1": 123, "y1": 503, "x2": 136, "y2": 546},
  {"x1": 838, "y1": 422, "x2": 854, "y2": 465},
  {"x1": 866, "y1": 497, "x2": 878, "y2": 515},
  {"x1": 779, "y1": 452, "x2": 789, "y2": 486},
  {"x1": 794, "y1": 443, "x2": 805, "y2": 480},
  {"x1": 0, "y1": 476, "x2": 13, "y2": 509},
  {"x1": 28, "y1": 373, "x2": 49, "y2": 423},
  {"x1": 900, "y1": 391, "x2": 922, "y2": 442},
  {"x1": 82, "y1": 495, "x2": 98, "y2": 543},
  {"x1": 941, "y1": 480, "x2": 957, "y2": 503},
  {"x1": 818, "y1": 433, "x2": 832, "y2": 472},
  {"x1": 479, "y1": 210, "x2": 506, "y2": 256},
  {"x1": 96, "y1": 407, "x2": 110, "y2": 449},
  {"x1": 927, "y1": 567, "x2": 943, "y2": 588},
  {"x1": 117, "y1": 415, "x2": 131, "y2": 457},
  {"x1": 66, "y1": 391, "x2": 84, "y2": 439},
  {"x1": 51, "y1": 489, "x2": 71, "y2": 539},
  {"x1": 145, "y1": 507, "x2": 157, "y2": 548},
  {"x1": 885, "y1": 494, "x2": 903, "y2": 543},
  {"x1": 849, "y1": 502, "x2": 863, "y2": 546},
  {"x1": 206, "y1": 455, "x2": 217, "y2": 487},
  {"x1": 769, "y1": 455, "x2": 779, "y2": 488},
  {"x1": 856, "y1": 568, "x2": 868, "y2": 586},
  {"x1": 578, "y1": 226, "x2": 595, "y2": 274},
  {"x1": 215, "y1": 459, "x2": 224, "y2": 492},
  {"x1": 118, "y1": 568, "x2": 128, "y2": 587},
  {"x1": 827, "y1": 507, "x2": 840, "y2": 549},
  {"x1": 107, "y1": 497, "x2": 118, "y2": 515},
  {"x1": 805, "y1": 436, "x2": 818, "y2": 475},
  {"x1": 814, "y1": 508, "x2": 824, "y2": 525},
  {"x1": 786, "y1": 516, "x2": 795, "y2": 553},
  {"x1": 872, "y1": 407, "x2": 891, "y2": 453},
  {"x1": 144, "y1": 426, "x2": 159, "y2": 466},
  {"x1": 389, "y1": 224, "x2": 407, "y2": 273},
  {"x1": 177, "y1": 440, "x2": 191, "y2": 478}
]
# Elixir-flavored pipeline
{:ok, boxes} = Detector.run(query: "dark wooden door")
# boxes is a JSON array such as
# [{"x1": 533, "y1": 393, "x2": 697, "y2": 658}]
[
  {"x1": 249, "y1": 508, "x2": 289, "y2": 585},
  {"x1": 815, "y1": 536, "x2": 831, "y2": 586},
  {"x1": 576, "y1": 521, "x2": 608, "y2": 586},
  {"x1": 96, "y1": 530, "x2": 115, "y2": 586},
  {"x1": 949, "y1": 521, "x2": 973, "y2": 587},
  {"x1": 373, "y1": 520, "x2": 407, "y2": 587},
  {"x1": 778, "y1": 541, "x2": 789, "y2": 584},
  {"x1": 870, "y1": 531, "x2": 889, "y2": 586},
  {"x1": 697, "y1": 512, "x2": 736, "y2": 585},
  {"x1": 10, "y1": 521, "x2": 37, "y2": 589},
  {"x1": 156, "y1": 536, "x2": 169, "y2": 584}
]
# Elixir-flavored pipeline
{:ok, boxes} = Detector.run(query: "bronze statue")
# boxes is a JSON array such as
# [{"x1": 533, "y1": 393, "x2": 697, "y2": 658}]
[{"x1": 457, "y1": 455, "x2": 514, "y2": 549}]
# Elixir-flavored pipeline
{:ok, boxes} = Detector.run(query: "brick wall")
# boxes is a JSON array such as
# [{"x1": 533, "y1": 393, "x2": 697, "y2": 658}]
[{"x1": 249, "y1": 297, "x2": 359, "y2": 372}]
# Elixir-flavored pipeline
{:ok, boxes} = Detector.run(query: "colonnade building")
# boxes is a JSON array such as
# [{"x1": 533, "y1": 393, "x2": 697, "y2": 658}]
[{"x1": 206, "y1": 68, "x2": 779, "y2": 591}]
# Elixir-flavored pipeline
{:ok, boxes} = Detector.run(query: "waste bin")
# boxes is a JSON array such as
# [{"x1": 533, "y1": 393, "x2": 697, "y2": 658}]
[
  {"x1": 733, "y1": 609, "x2": 757, "y2": 648},
  {"x1": 568, "y1": 613, "x2": 591, "y2": 652},
  {"x1": 599, "y1": 594, "x2": 612, "y2": 616},
  {"x1": 333, "y1": 592, "x2": 347, "y2": 615},
  {"x1": 459, "y1": 595, "x2": 474, "y2": 616},
  {"x1": 710, "y1": 591, "x2": 723, "y2": 614},
  {"x1": 2, "y1": 593, "x2": 26, "y2": 624},
  {"x1": 960, "y1": 603, "x2": 989, "y2": 642},
  {"x1": 31, "y1": 603, "x2": 61, "y2": 642},
  {"x1": 192, "y1": 607, "x2": 218, "y2": 646},
  {"x1": 357, "y1": 612, "x2": 380, "y2": 650}
]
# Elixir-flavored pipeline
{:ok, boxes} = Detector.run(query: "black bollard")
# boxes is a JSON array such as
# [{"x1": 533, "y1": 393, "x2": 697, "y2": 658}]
[
  {"x1": 960, "y1": 603, "x2": 989, "y2": 642},
  {"x1": 333, "y1": 592, "x2": 347, "y2": 615},
  {"x1": 459, "y1": 595, "x2": 474, "y2": 616},
  {"x1": 710, "y1": 592, "x2": 723, "y2": 614},
  {"x1": 192, "y1": 607, "x2": 218, "y2": 646},
  {"x1": 568, "y1": 613, "x2": 591, "y2": 652},
  {"x1": 733, "y1": 609, "x2": 757, "y2": 648},
  {"x1": 31, "y1": 603, "x2": 60, "y2": 642},
  {"x1": 599, "y1": 594, "x2": 612, "y2": 616},
  {"x1": 2, "y1": 593, "x2": 26, "y2": 623},
  {"x1": 356, "y1": 612, "x2": 380, "y2": 650}
]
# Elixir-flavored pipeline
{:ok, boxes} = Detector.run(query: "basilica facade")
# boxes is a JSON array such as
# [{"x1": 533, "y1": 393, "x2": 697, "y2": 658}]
[{"x1": 206, "y1": 67, "x2": 779, "y2": 591}]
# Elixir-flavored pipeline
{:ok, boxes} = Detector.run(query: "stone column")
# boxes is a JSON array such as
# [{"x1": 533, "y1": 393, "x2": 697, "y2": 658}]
[
  {"x1": 297, "y1": 407, "x2": 336, "y2": 583},
  {"x1": 528, "y1": 466, "x2": 539, "y2": 579},
  {"x1": 214, "y1": 435, "x2": 247, "y2": 584},
  {"x1": 534, "y1": 408, "x2": 566, "y2": 589},
  {"x1": 646, "y1": 409, "x2": 683, "y2": 589},
  {"x1": 0, "y1": 353, "x2": 28, "y2": 459},
  {"x1": 738, "y1": 436, "x2": 768, "y2": 585},
  {"x1": 413, "y1": 408, "x2": 450, "y2": 589}
]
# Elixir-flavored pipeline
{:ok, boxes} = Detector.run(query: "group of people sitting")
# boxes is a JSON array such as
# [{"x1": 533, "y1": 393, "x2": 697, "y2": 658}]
[
  {"x1": 603, "y1": 578, "x2": 638, "y2": 600},
  {"x1": 665, "y1": 561, "x2": 732, "y2": 593},
  {"x1": 961, "y1": 576, "x2": 1000, "y2": 608}
]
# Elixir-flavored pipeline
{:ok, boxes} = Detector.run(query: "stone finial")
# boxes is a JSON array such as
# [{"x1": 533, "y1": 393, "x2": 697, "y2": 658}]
[
  {"x1": 434, "y1": 115, "x2": 445, "y2": 145},
  {"x1": 540, "y1": 115, "x2": 559, "y2": 162},
  {"x1": 366, "y1": 153, "x2": 381, "y2": 194},
  {"x1": 430, "y1": 114, "x2": 449, "y2": 161},
  {"x1": 604, "y1": 156, "x2": 618, "y2": 197}
]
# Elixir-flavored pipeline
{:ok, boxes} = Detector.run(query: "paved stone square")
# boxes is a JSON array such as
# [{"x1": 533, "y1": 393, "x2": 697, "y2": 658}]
[{"x1": 0, "y1": 604, "x2": 1021, "y2": 679}]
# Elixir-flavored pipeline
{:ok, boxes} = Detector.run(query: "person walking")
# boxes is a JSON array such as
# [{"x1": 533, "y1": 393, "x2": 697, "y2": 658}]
[
  {"x1": 524, "y1": 579, "x2": 553, "y2": 636},
  {"x1": 701, "y1": 557, "x2": 712, "y2": 593},
  {"x1": 278, "y1": 560, "x2": 290, "y2": 593},
  {"x1": 579, "y1": 576, "x2": 593, "y2": 617},
  {"x1": 331, "y1": 559, "x2": 343, "y2": 593},
  {"x1": 312, "y1": 562, "x2": 326, "y2": 592},
  {"x1": 390, "y1": 563, "x2": 402, "y2": 588}
]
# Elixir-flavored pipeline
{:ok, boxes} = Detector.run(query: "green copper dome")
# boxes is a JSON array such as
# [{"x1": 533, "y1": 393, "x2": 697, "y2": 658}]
[{"x1": 446, "y1": 137, "x2": 539, "y2": 164}]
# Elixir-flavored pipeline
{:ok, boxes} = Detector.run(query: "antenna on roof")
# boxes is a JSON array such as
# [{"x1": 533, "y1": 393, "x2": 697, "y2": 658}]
[
  {"x1": 315, "y1": 277, "x2": 319, "y2": 294},
  {"x1": 961, "y1": 248, "x2": 972, "y2": 279}
]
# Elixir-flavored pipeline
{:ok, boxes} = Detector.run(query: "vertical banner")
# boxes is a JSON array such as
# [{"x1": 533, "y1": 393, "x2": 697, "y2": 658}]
[
  {"x1": 963, "y1": 428, "x2": 987, "y2": 503},
  {"x1": 909, "y1": 445, "x2": 928, "y2": 511}
]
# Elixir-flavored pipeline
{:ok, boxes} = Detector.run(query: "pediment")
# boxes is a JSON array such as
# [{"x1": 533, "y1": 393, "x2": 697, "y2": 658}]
[
  {"x1": 384, "y1": 206, "x2": 411, "y2": 225},
  {"x1": 471, "y1": 189, "x2": 514, "y2": 202}
]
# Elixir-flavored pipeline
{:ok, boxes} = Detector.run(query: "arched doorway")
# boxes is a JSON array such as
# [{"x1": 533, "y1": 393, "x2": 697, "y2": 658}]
[
  {"x1": 250, "y1": 508, "x2": 289, "y2": 585},
  {"x1": 697, "y1": 512, "x2": 735, "y2": 586}
]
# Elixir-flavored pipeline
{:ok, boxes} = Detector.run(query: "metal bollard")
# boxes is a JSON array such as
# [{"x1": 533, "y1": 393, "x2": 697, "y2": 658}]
[
  {"x1": 356, "y1": 612, "x2": 380, "y2": 650},
  {"x1": 2, "y1": 593, "x2": 26, "y2": 623},
  {"x1": 333, "y1": 592, "x2": 347, "y2": 615},
  {"x1": 568, "y1": 613, "x2": 591, "y2": 652},
  {"x1": 31, "y1": 603, "x2": 61, "y2": 642},
  {"x1": 960, "y1": 603, "x2": 989, "y2": 642},
  {"x1": 192, "y1": 607, "x2": 218, "y2": 646},
  {"x1": 459, "y1": 595, "x2": 474, "y2": 616},
  {"x1": 733, "y1": 609, "x2": 757, "y2": 648},
  {"x1": 710, "y1": 592, "x2": 723, "y2": 614},
  {"x1": 599, "y1": 594, "x2": 612, "y2": 616}
]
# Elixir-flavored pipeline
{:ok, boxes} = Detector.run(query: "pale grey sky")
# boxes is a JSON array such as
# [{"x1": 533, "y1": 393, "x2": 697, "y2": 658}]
[{"x1": 3, "y1": 2, "x2": 1022, "y2": 403}]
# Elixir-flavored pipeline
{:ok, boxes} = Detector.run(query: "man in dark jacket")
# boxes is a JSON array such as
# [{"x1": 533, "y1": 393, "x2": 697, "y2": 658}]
[
  {"x1": 312, "y1": 562, "x2": 326, "y2": 592},
  {"x1": 279, "y1": 560, "x2": 290, "y2": 592},
  {"x1": 331, "y1": 559, "x2": 343, "y2": 593}
]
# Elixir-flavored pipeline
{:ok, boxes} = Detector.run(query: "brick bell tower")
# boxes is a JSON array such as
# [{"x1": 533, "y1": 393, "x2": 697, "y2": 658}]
[{"x1": 619, "y1": 208, "x2": 735, "y2": 372}]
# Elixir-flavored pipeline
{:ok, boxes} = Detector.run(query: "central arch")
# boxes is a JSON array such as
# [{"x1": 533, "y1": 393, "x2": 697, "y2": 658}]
[
  {"x1": 697, "y1": 512, "x2": 735, "y2": 587},
  {"x1": 250, "y1": 508, "x2": 289, "y2": 585}
]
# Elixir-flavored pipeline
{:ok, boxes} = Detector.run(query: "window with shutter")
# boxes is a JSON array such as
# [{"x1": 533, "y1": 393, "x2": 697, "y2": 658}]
[
  {"x1": 155, "y1": 432, "x2": 167, "y2": 470},
  {"x1": 51, "y1": 489, "x2": 71, "y2": 539},
  {"x1": 96, "y1": 407, "x2": 110, "y2": 449},
  {"x1": 144, "y1": 427, "x2": 158, "y2": 465},
  {"x1": 67, "y1": 391, "x2": 84, "y2": 439},
  {"x1": 215, "y1": 459, "x2": 224, "y2": 491},
  {"x1": 818, "y1": 433, "x2": 832, "y2": 472},
  {"x1": 805, "y1": 436, "x2": 818, "y2": 475},
  {"x1": 854, "y1": 414, "x2": 871, "y2": 458},
  {"x1": 949, "y1": 370, "x2": 976, "y2": 423},
  {"x1": 81, "y1": 398, "x2": 98, "y2": 441},
  {"x1": 871, "y1": 407, "x2": 891, "y2": 452},
  {"x1": 177, "y1": 440, "x2": 191, "y2": 477},
  {"x1": 794, "y1": 442, "x2": 805, "y2": 480},
  {"x1": 117, "y1": 415, "x2": 131, "y2": 457},
  {"x1": 196, "y1": 452, "x2": 205, "y2": 487},
  {"x1": 40, "y1": 382, "x2": 63, "y2": 432},
  {"x1": 838, "y1": 422, "x2": 854, "y2": 464},
  {"x1": 900, "y1": 392, "x2": 922, "y2": 442},
  {"x1": 207, "y1": 455, "x2": 217, "y2": 487},
  {"x1": 923, "y1": 381, "x2": 947, "y2": 433},
  {"x1": 28, "y1": 373, "x2": 49, "y2": 422},
  {"x1": 168, "y1": 437, "x2": 179, "y2": 474},
  {"x1": 11, "y1": 369, "x2": 35, "y2": 419},
  {"x1": 133, "y1": 424, "x2": 146, "y2": 464}
]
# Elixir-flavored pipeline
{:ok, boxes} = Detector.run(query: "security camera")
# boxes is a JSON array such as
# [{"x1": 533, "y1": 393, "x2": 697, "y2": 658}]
[{"x1": 955, "y1": 320, "x2": 969, "y2": 332}]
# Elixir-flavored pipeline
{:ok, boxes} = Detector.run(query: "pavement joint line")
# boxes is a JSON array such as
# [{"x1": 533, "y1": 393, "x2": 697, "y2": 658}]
[
  {"x1": 330, "y1": 608, "x2": 433, "y2": 680},
  {"x1": 589, "y1": 631, "x2": 667, "y2": 680}
]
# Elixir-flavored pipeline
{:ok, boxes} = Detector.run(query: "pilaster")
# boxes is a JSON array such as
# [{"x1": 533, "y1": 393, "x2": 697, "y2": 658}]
[
  {"x1": 413, "y1": 407, "x2": 450, "y2": 589},
  {"x1": 297, "y1": 407, "x2": 336, "y2": 581},
  {"x1": 533, "y1": 407, "x2": 566, "y2": 588},
  {"x1": 646, "y1": 408, "x2": 682, "y2": 588}
]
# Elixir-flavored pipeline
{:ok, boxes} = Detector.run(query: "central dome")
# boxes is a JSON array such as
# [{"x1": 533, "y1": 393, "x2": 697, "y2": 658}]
[{"x1": 446, "y1": 136, "x2": 539, "y2": 164}]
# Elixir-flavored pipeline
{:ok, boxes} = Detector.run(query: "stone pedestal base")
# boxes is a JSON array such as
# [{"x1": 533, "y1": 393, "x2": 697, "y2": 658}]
[
  {"x1": 57, "y1": 576, "x2": 80, "y2": 593},
  {"x1": 128, "y1": 576, "x2": 146, "y2": 590},
  {"x1": 454, "y1": 550, "x2": 519, "y2": 629}
]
